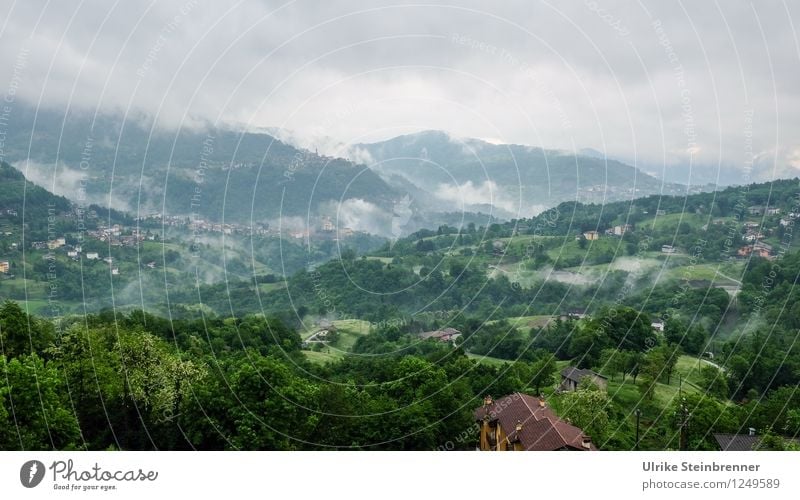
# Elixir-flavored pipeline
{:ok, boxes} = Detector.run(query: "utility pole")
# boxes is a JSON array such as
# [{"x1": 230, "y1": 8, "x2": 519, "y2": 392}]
[
  {"x1": 678, "y1": 398, "x2": 690, "y2": 451},
  {"x1": 635, "y1": 408, "x2": 641, "y2": 450}
]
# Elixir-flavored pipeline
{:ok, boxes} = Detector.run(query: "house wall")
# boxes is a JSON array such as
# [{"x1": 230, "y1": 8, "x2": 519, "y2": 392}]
[
  {"x1": 591, "y1": 375, "x2": 608, "y2": 391},
  {"x1": 479, "y1": 419, "x2": 508, "y2": 451}
]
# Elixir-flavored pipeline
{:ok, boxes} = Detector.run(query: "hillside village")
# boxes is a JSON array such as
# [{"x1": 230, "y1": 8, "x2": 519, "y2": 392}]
[{"x1": 0, "y1": 202, "x2": 367, "y2": 280}]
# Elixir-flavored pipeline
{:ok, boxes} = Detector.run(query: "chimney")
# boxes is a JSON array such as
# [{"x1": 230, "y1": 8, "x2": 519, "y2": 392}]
[
  {"x1": 582, "y1": 436, "x2": 592, "y2": 449},
  {"x1": 538, "y1": 397, "x2": 546, "y2": 408},
  {"x1": 515, "y1": 420, "x2": 523, "y2": 433},
  {"x1": 748, "y1": 427, "x2": 756, "y2": 436},
  {"x1": 483, "y1": 395, "x2": 493, "y2": 407}
]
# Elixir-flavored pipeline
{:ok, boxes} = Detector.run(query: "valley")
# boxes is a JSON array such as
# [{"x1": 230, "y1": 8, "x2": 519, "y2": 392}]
[{"x1": 2, "y1": 124, "x2": 799, "y2": 451}]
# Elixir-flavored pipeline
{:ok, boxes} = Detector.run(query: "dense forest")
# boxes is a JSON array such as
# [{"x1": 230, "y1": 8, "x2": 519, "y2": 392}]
[{"x1": 1, "y1": 288, "x2": 799, "y2": 450}]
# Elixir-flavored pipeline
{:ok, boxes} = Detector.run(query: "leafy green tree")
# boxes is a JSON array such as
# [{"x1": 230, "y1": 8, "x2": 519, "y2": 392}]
[
  {"x1": 661, "y1": 394, "x2": 737, "y2": 450},
  {"x1": 0, "y1": 354, "x2": 81, "y2": 450},
  {"x1": 655, "y1": 344, "x2": 682, "y2": 384},
  {"x1": 528, "y1": 356, "x2": 557, "y2": 394},
  {"x1": 594, "y1": 307, "x2": 653, "y2": 352},
  {"x1": 568, "y1": 325, "x2": 605, "y2": 368},
  {"x1": 555, "y1": 379, "x2": 610, "y2": 443},
  {"x1": 756, "y1": 430, "x2": 800, "y2": 450},
  {"x1": 0, "y1": 301, "x2": 53, "y2": 359},
  {"x1": 664, "y1": 318, "x2": 707, "y2": 355},
  {"x1": 598, "y1": 348, "x2": 627, "y2": 381},
  {"x1": 699, "y1": 365, "x2": 728, "y2": 399}
]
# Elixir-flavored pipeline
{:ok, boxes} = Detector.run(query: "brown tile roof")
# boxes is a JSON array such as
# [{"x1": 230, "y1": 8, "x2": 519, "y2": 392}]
[{"x1": 475, "y1": 393, "x2": 596, "y2": 451}]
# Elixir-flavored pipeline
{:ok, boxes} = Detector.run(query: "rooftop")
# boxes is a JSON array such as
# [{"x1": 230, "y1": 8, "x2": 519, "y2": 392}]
[{"x1": 475, "y1": 393, "x2": 596, "y2": 451}]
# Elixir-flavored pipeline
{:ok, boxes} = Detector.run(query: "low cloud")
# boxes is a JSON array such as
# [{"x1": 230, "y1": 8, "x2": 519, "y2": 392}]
[
  {"x1": 434, "y1": 180, "x2": 514, "y2": 213},
  {"x1": 13, "y1": 160, "x2": 132, "y2": 212},
  {"x1": 319, "y1": 198, "x2": 396, "y2": 238},
  {"x1": 343, "y1": 146, "x2": 375, "y2": 166}
]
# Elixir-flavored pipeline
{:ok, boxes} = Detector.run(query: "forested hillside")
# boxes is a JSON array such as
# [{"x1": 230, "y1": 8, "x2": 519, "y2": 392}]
[{"x1": 2, "y1": 175, "x2": 800, "y2": 450}]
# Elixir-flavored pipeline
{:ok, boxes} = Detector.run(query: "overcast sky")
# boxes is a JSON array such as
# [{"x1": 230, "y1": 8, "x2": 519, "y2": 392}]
[{"x1": 1, "y1": 0, "x2": 798, "y2": 183}]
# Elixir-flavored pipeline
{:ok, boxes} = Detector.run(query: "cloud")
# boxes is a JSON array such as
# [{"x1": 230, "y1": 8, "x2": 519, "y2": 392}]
[
  {"x1": 0, "y1": 1, "x2": 798, "y2": 183},
  {"x1": 13, "y1": 160, "x2": 133, "y2": 212},
  {"x1": 319, "y1": 198, "x2": 394, "y2": 237},
  {"x1": 435, "y1": 179, "x2": 530, "y2": 214},
  {"x1": 343, "y1": 146, "x2": 374, "y2": 166}
]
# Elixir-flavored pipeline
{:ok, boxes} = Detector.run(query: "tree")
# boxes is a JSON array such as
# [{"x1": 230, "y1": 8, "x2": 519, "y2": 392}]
[
  {"x1": 594, "y1": 307, "x2": 653, "y2": 352},
  {"x1": 555, "y1": 380, "x2": 610, "y2": 443},
  {"x1": 639, "y1": 349, "x2": 665, "y2": 401},
  {"x1": 664, "y1": 318, "x2": 706, "y2": 355},
  {"x1": 661, "y1": 394, "x2": 737, "y2": 450},
  {"x1": 568, "y1": 326, "x2": 605, "y2": 368},
  {"x1": 0, "y1": 354, "x2": 81, "y2": 450},
  {"x1": 626, "y1": 351, "x2": 643, "y2": 383},
  {"x1": 655, "y1": 344, "x2": 682, "y2": 385},
  {"x1": 115, "y1": 330, "x2": 205, "y2": 426},
  {"x1": 756, "y1": 429, "x2": 800, "y2": 450},
  {"x1": 529, "y1": 356, "x2": 557, "y2": 394},
  {"x1": 699, "y1": 365, "x2": 728, "y2": 399},
  {"x1": 598, "y1": 348, "x2": 626, "y2": 381},
  {"x1": 0, "y1": 301, "x2": 53, "y2": 359}
]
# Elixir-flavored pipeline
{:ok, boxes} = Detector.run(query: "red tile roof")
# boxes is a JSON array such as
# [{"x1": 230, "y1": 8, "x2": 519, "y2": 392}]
[{"x1": 474, "y1": 393, "x2": 596, "y2": 451}]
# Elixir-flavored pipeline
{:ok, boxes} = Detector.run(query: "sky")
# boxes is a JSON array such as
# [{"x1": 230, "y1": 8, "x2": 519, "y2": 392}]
[{"x1": 0, "y1": 0, "x2": 798, "y2": 184}]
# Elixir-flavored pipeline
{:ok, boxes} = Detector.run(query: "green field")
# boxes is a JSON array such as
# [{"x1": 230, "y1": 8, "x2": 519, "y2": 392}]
[
  {"x1": 466, "y1": 352, "x2": 511, "y2": 366},
  {"x1": 605, "y1": 355, "x2": 710, "y2": 411},
  {"x1": 301, "y1": 318, "x2": 374, "y2": 363},
  {"x1": 488, "y1": 315, "x2": 555, "y2": 333},
  {"x1": 303, "y1": 349, "x2": 343, "y2": 365}
]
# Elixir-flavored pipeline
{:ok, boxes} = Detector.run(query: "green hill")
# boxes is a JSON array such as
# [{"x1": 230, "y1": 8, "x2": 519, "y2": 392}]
[
  {"x1": 358, "y1": 130, "x2": 693, "y2": 214},
  {"x1": 2, "y1": 106, "x2": 400, "y2": 222}
]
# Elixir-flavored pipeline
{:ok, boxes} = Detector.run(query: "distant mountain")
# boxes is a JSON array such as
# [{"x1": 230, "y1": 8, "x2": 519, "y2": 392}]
[
  {"x1": 3, "y1": 107, "x2": 703, "y2": 237},
  {"x1": 2, "y1": 106, "x2": 400, "y2": 226},
  {"x1": 355, "y1": 130, "x2": 693, "y2": 216}
]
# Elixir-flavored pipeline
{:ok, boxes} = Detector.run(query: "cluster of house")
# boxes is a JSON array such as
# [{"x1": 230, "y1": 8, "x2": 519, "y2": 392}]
[
  {"x1": 576, "y1": 185, "x2": 659, "y2": 204},
  {"x1": 27, "y1": 239, "x2": 125, "y2": 274},
  {"x1": 734, "y1": 207, "x2": 795, "y2": 259},
  {"x1": 577, "y1": 205, "x2": 792, "y2": 261},
  {"x1": 135, "y1": 213, "x2": 272, "y2": 237},
  {"x1": 86, "y1": 225, "x2": 149, "y2": 247},
  {"x1": 136, "y1": 213, "x2": 360, "y2": 241},
  {"x1": 582, "y1": 224, "x2": 633, "y2": 241},
  {"x1": 748, "y1": 205, "x2": 781, "y2": 216},
  {"x1": 290, "y1": 216, "x2": 357, "y2": 241}
]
